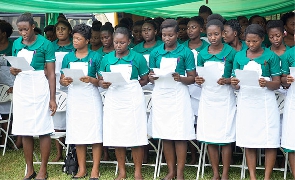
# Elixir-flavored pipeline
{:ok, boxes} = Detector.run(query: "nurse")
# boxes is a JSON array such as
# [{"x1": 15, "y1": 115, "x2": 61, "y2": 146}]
[
  {"x1": 60, "y1": 24, "x2": 103, "y2": 179},
  {"x1": 52, "y1": 19, "x2": 74, "y2": 162},
  {"x1": 281, "y1": 34, "x2": 295, "y2": 179},
  {"x1": 89, "y1": 20, "x2": 102, "y2": 51},
  {"x1": 195, "y1": 14, "x2": 237, "y2": 180},
  {"x1": 97, "y1": 25, "x2": 114, "y2": 57},
  {"x1": 99, "y1": 27, "x2": 149, "y2": 180},
  {"x1": 223, "y1": 19, "x2": 248, "y2": 51},
  {"x1": 149, "y1": 19, "x2": 196, "y2": 180},
  {"x1": 10, "y1": 13, "x2": 56, "y2": 180},
  {"x1": 231, "y1": 24, "x2": 281, "y2": 180},
  {"x1": 183, "y1": 16, "x2": 209, "y2": 165}
]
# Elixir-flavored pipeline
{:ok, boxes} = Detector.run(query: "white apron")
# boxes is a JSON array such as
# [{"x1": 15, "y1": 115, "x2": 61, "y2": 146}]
[
  {"x1": 236, "y1": 61, "x2": 280, "y2": 148},
  {"x1": 197, "y1": 61, "x2": 236, "y2": 143},
  {"x1": 281, "y1": 82, "x2": 295, "y2": 150},
  {"x1": 65, "y1": 62, "x2": 103, "y2": 144},
  {"x1": 0, "y1": 66, "x2": 15, "y2": 114},
  {"x1": 103, "y1": 80, "x2": 148, "y2": 147},
  {"x1": 151, "y1": 56, "x2": 195, "y2": 140},
  {"x1": 12, "y1": 70, "x2": 54, "y2": 135}
]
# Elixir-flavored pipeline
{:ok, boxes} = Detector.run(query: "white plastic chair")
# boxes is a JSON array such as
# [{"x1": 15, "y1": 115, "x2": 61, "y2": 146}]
[{"x1": 0, "y1": 84, "x2": 18, "y2": 155}]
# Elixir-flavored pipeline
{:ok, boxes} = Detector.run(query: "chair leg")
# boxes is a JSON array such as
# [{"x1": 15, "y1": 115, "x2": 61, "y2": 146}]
[
  {"x1": 157, "y1": 140, "x2": 164, "y2": 178},
  {"x1": 284, "y1": 152, "x2": 288, "y2": 180},
  {"x1": 153, "y1": 139, "x2": 161, "y2": 180},
  {"x1": 196, "y1": 142, "x2": 204, "y2": 180},
  {"x1": 201, "y1": 143, "x2": 207, "y2": 178},
  {"x1": 241, "y1": 148, "x2": 246, "y2": 179}
]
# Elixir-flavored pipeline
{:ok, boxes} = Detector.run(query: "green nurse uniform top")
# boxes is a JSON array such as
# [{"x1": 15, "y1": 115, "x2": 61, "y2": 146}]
[
  {"x1": 269, "y1": 45, "x2": 290, "y2": 66},
  {"x1": 52, "y1": 39, "x2": 74, "y2": 52},
  {"x1": 182, "y1": 39, "x2": 209, "y2": 52},
  {"x1": 281, "y1": 47, "x2": 295, "y2": 75},
  {"x1": 233, "y1": 47, "x2": 281, "y2": 77},
  {"x1": 198, "y1": 43, "x2": 236, "y2": 78},
  {"x1": 12, "y1": 34, "x2": 55, "y2": 70},
  {"x1": 99, "y1": 49, "x2": 149, "y2": 80},
  {"x1": 61, "y1": 50, "x2": 102, "y2": 78},
  {"x1": 0, "y1": 40, "x2": 13, "y2": 56},
  {"x1": 95, "y1": 46, "x2": 114, "y2": 57},
  {"x1": 149, "y1": 43, "x2": 196, "y2": 76},
  {"x1": 133, "y1": 40, "x2": 163, "y2": 55}
]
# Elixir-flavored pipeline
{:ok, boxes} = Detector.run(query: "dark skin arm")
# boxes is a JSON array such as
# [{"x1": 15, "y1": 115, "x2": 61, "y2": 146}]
[
  {"x1": 148, "y1": 70, "x2": 158, "y2": 84},
  {"x1": 281, "y1": 74, "x2": 294, "y2": 88},
  {"x1": 46, "y1": 62, "x2": 57, "y2": 116},
  {"x1": 97, "y1": 75, "x2": 112, "y2": 89},
  {"x1": 139, "y1": 74, "x2": 149, "y2": 87},
  {"x1": 172, "y1": 70, "x2": 196, "y2": 85},
  {"x1": 10, "y1": 67, "x2": 22, "y2": 76},
  {"x1": 80, "y1": 75, "x2": 99, "y2": 87},
  {"x1": 195, "y1": 76, "x2": 231, "y2": 86},
  {"x1": 231, "y1": 77, "x2": 240, "y2": 90},
  {"x1": 259, "y1": 76, "x2": 280, "y2": 90}
]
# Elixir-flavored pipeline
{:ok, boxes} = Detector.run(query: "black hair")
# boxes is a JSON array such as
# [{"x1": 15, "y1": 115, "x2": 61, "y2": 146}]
[
  {"x1": 16, "y1": 13, "x2": 35, "y2": 25},
  {"x1": 91, "y1": 20, "x2": 102, "y2": 31},
  {"x1": 44, "y1": 25, "x2": 54, "y2": 33},
  {"x1": 116, "y1": 23, "x2": 129, "y2": 30},
  {"x1": 266, "y1": 20, "x2": 284, "y2": 33},
  {"x1": 34, "y1": 27, "x2": 42, "y2": 35},
  {"x1": 199, "y1": 5, "x2": 213, "y2": 15},
  {"x1": 189, "y1": 16, "x2": 205, "y2": 28},
  {"x1": 72, "y1": 23, "x2": 91, "y2": 40},
  {"x1": 57, "y1": 14, "x2": 67, "y2": 21},
  {"x1": 119, "y1": 17, "x2": 133, "y2": 29},
  {"x1": 178, "y1": 18, "x2": 190, "y2": 26},
  {"x1": 0, "y1": 20, "x2": 13, "y2": 38},
  {"x1": 237, "y1": 16, "x2": 247, "y2": 21},
  {"x1": 133, "y1": 20, "x2": 145, "y2": 28},
  {"x1": 245, "y1": 24, "x2": 265, "y2": 39},
  {"x1": 280, "y1": 12, "x2": 295, "y2": 25},
  {"x1": 143, "y1": 20, "x2": 157, "y2": 30},
  {"x1": 145, "y1": 17, "x2": 153, "y2": 21},
  {"x1": 224, "y1": 19, "x2": 241, "y2": 35},
  {"x1": 100, "y1": 24, "x2": 114, "y2": 34},
  {"x1": 114, "y1": 27, "x2": 132, "y2": 39},
  {"x1": 206, "y1": 14, "x2": 224, "y2": 31},
  {"x1": 249, "y1": 15, "x2": 266, "y2": 24},
  {"x1": 55, "y1": 20, "x2": 72, "y2": 33},
  {"x1": 104, "y1": 22, "x2": 113, "y2": 27},
  {"x1": 153, "y1": 17, "x2": 165, "y2": 26},
  {"x1": 160, "y1": 19, "x2": 179, "y2": 32}
]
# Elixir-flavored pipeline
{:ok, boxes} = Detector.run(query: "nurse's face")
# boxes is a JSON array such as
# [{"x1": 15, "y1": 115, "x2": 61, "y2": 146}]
[
  {"x1": 251, "y1": 17, "x2": 265, "y2": 30},
  {"x1": 17, "y1": 21, "x2": 35, "y2": 41},
  {"x1": 178, "y1": 24, "x2": 188, "y2": 40},
  {"x1": 162, "y1": 27, "x2": 178, "y2": 48},
  {"x1": 239, "y1": 25, "x2": 247, "y2": 41},
  {"x1": 45, "y1": 30, "x2": 56, "y2": 42},
  {"x1": 223, "y1": 25, "x2": 236, "y2": 44},
  {"x1": 141, "y1": 23, "x2": 156, "y2": 42},
  {"x1": 56, "y1": 23, "x2": 71, "y2": 41},
  {"x1": 113, "y1": 33, "x2": 130, "y2": 55},
  {"x1": 239, "y1": 17, "x2": 249, "y2": 27},
  {"x1": 73, "y1": 33, "x2": 88, "y2": 50},
  {"x1": 267, "y1": 27, "x2": 283, "y2": 48},
  {"x1": 100, "y1": 31, "x2": 113, "y2": 48},
  {"x1": 90, "y1": 30, "x2": 101, "y2": 46},
  {"x1": 132, "y1": 25, "x2": 143, "y2": 43},
  {"x1": 245, "y1": 33, "x2": 263, "y2": 52},
  {"x1": 187, "y1": 21, "x2": 202, "y2": 40},
  {"x1": 285, "y1": 16, "x2": 295, "y2": 36},
  {"x1": 207, "y1": 25, "x2": 223, "y2": 46}
]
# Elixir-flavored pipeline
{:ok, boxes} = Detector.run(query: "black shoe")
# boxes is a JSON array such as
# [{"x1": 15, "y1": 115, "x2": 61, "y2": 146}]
[
  {"x1": 34, "y1": 172, "x2": 48, "y2": 180},
  {"x1": 72, "y1": 173, "x2": 88, "y2": 179},
  {"x1": 23, "y1": 171, "x2": 36, "y2": 180}
]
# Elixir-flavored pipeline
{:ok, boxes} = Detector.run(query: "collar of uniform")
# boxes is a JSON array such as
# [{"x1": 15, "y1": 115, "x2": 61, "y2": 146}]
[
  {"x1": 182, "y1": 39, "x2": 208, "y2": 52},
  {"x1": 70, "y1": 49, "x2": 94, "y2": 62},
  {"x1": 201, "y1": 43, "x2": 233, "y2": 60},
  {"x1": 157, "y1": 42, "x2": 184, "y2": 55},
  {"x1": 108, "y1": 49, "x2": 135, "y2": 65},
  {"x1": 14, "y1": 34, "x2": 45, "y2": 50},
  {"x1": 240, "y1": 47, "x2": 274, "y2": 63},
  {"x1": 53, "y1": 39, "x2": 73, "y2": 51}
]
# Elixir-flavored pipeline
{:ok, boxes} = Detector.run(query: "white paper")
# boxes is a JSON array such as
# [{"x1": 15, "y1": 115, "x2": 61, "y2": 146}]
[
  {"x1": 196, "y1": 63, "x2": 221, "y2": 86},
  {"x1": 191, "y1": 49, "x2": 198, "y2": 66},
  {"x1": 143, "y1": 54, "x2": 150, "y2": 67},
  {"x1": 235, "y1": 69, "x2": 260, "y2": 87},
  {"x1": 110, "y1": 64, "x2": 132, "y2": 83},
  {"x1": 4, "y1": 56, "x2": 34, "y2": 71},
  {"x1": 69, "y1": 62, "x2": 88, "y2": 76},
  {"x1": 62, "y1": 68, "x2": 85, "y2": 85},
  {"x1": 101, "y1": 72, "x2": 127, "y2": 86},
  {"x1": 160, "y1": 57, "x2": 177, "y2": 72},
  {"x1": 17, "y1": 49, "x2": 34, "y2": 65},
  {"x1": 290, "y1": 67, "x2": 295, "y2": 77},
  {"x1": 55, "y1": 52, "x2": 68, "y2": 74}
]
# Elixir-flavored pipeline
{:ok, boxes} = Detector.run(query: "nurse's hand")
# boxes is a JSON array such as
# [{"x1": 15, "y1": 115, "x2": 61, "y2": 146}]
[
  {"x1": 10, "y1": 67, "x2": 21, "y2": 76},
  {"x1": 99, "y1": 80, "x2": 112, "y2": 89},
  {"x1": 217, "y1": 77, "x2": 227, "y2": 85},
  {"x1": 259, "y1": 78, "x2": 267, "y2": 87},
  {"x1": 195, "y1": 76, "x2": 205, "y2": 85},
  {"x1": 49, "y1": 99, "x2": 57, "y2": 116},
  {"x1": 6, "y1": 87, "x2": 13, "y2": 94},
  {"x1": 231, "y1": 77, "x2": 240, "y2": 86},
  {"x1": 148, "y1": 72, "x2": 159, "y2": 81},
  {"x1": 287, "y1": 75, "x2": 294, "y2": 84},
  {"x1": 80, "y1": 76, "x2": 91, "y2": 83},
  {"x1": 172, "y1": 72, "x2": 181, "y2": 82},
  {"x1": 61, "y1": 77, "x2": 73, "y2": 86}
]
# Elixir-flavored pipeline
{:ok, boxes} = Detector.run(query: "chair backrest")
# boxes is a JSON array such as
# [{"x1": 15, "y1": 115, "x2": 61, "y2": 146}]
[
  {"x1": 56, "y1": 91, "x2": 67, "y2": 112},
  {"x1": 143, "y1": 90, "x2": 152, "y2": 113},
  {"x1": 275, "y1": 91, "x2": 285, "y2": 114},
  {"x1": 0, "y1": 84, "x2": 12, "y2": 103}
]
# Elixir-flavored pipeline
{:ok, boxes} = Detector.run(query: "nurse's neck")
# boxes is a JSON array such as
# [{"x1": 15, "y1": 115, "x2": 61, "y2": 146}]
[{"x1": 76, "y1": 46, "x2": 88, "y2": 59}]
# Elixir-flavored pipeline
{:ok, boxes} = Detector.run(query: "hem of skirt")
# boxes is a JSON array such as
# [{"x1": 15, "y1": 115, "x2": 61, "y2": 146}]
[
  {"x1": 103, "y1": 143, "x2": 148, "y2": 147},
  {"x1": 12, "y1": 131, "x2": 53, "y2": 136},
  {"x1": 153, "y1": 136, "x2": 196, "y2": 140},
  {"x1": 236, "y1": 144, "x2": 280, "y2": 148},
  {"x1": 199, "y1": 141, "x2": 234, "y2": 146},
  {"x1": 66, "y1": 141, "x2": 103, "y2": 144},
  {"x1": 281, "y1": 146, "x2": 295, "y2": 152}
]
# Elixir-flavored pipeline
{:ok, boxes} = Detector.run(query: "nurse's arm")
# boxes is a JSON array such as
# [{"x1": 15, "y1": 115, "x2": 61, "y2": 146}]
[
  {"x1": 263, "y1": 76, "x2": 281, "y2": 90},
  {"x1": 80, "y1": 76, "x2": 99, "y2": 87},
  {"x1": 176, "y1": 70, "x2": 196, "y2": 85},
  {"x1": 98, "y1": 75, "x2": 112, "y2": 89},
  {"x1": 139, "y1": 74, "x2": 148, "y2": 87},
  {"x1": 59, "y1": 74, "x2": 73, "y2": 86},
  {"x1": 46, "y1": 62, "x2": 57, "y2": 115}
]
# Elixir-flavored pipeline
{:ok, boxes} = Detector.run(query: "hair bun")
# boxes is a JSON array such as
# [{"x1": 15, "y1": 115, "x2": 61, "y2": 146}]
[{"x1": 207, "y1": 14, "x2": 224, "y2": 23}]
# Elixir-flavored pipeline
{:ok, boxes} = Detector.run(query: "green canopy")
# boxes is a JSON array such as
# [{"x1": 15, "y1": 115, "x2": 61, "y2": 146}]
[{"x1": 0, "y1": 0, "x2": 293, "y2": 19}]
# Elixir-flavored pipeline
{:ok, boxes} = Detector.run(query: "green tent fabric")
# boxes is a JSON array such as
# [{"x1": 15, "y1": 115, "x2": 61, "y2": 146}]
[
  {"x1": 0, "y1": 0, "x2": 197, "y2": 13},
  {"x1": 129, "y1": 0, "x2": 294, "y2": 19}
]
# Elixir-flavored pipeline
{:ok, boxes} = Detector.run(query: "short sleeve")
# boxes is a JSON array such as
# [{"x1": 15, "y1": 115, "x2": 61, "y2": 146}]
[
  {"x1": 44, "y1": 42, "x2": 56, "y2": 63},
  {"x1": 137, "y1": 54, "x2": 149, "y2": 77},
  {"x1": 185, "y1": 49, "x2": 196, "y2": 71},
  {"x1": 149, "y1": 49, "x2": 157, "y2": 69},
  {"x1": 12, "y1": 43, "x2": 17, "y2": 56},
  {"x1": 197, "y1": 52, "x2": 205, "y2": 67},
  {"x1": 268, "y1": 54, "x2": 282, "y2": 77},
  {"x1": 99, "y1": 55, "x2": 108, "y2": 74},
  {"x1": 281, "y1": 56, "x2": 290, "y2": 75},
  {"x1": 232, "y1": 53, "x2": 241, "y2": 77},
  {"x1": 223, "y1": 49, "x2": 236, "y2": 78}
]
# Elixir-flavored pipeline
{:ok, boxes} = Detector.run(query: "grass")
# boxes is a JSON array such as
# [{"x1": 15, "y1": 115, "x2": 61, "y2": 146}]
[{"x1": 0, "y1": 140, "x2": 293, "y2": 180}]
